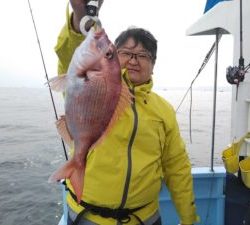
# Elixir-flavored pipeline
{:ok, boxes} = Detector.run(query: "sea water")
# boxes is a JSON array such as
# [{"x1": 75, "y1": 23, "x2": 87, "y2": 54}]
[{"x1": 0, "y1": 87, "x2": 231, "y2": 225}]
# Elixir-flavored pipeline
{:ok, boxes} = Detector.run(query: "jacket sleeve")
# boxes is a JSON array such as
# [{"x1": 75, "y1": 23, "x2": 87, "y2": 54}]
[
  {"x1": 54, "y1": 4, "x2": 85, "y2": 75},
  {"x1": 161, "y1": 106, "x2": 199, "y2": 224}
]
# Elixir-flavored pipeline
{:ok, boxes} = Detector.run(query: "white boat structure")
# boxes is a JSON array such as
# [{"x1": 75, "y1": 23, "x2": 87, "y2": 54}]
[{"x1": 58, "y1": 0, "x2": 250, "y2": 224}]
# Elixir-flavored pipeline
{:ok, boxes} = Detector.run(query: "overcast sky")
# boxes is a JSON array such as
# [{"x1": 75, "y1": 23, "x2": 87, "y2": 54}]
[{"x1": 0, "y1": 0, "x2": 233, "y2": 88}]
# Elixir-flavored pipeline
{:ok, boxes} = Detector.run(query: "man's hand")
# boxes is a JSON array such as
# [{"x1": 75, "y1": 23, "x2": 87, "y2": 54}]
[{"x1": 70, "y1": 0, "x2": 104, "y2": 33}]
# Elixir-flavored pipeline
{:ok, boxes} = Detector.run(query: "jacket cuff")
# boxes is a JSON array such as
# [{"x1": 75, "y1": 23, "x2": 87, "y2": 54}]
[{"x1": 67, "y1": 11, "x2": 84, "y2": 41}]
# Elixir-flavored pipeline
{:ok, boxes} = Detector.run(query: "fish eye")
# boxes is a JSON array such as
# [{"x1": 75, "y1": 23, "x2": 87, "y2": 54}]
[{"x1": 105, "y1": 51, "x2": 114, "y2": 60}]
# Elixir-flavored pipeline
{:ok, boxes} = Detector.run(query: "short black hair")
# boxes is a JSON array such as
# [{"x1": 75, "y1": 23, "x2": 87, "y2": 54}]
[{"x1": 114, "y1": 27, "x2": 157, "y2": 64}]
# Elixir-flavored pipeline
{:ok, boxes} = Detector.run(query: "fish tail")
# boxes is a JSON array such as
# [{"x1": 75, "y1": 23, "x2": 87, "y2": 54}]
[{"x1": 48, "y1": 159, "x2": 85, "y2": 203}]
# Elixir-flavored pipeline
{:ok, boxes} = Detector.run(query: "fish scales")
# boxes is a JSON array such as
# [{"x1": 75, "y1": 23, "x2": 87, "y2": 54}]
[
  {"x1": 67, "y1": 79, "x2": 107, "y2": 130},
  {"x1": 48, "y1": 27, "x2": 131, "y2": 203}
]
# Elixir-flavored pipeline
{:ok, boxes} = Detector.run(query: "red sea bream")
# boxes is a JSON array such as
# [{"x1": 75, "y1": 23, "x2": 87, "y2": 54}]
[{"x1": 48, "y1": 27, "x2": 132, "y2": 203}]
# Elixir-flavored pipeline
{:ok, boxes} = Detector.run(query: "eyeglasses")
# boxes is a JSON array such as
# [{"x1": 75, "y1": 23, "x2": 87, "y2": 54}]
[{"x1": 117, "y1": 50, "x2": 152, "y2": 62}]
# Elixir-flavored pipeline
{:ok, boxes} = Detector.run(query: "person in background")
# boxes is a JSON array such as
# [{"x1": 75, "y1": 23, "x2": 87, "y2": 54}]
[{"x1": 55, "y1": 0, "x2": 199, "y2": 224}]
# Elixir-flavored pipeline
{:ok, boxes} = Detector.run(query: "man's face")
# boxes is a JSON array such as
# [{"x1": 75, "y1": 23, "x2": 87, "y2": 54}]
[{"x1": 117, "y1": 38, "x2": 154, "y2": 86}]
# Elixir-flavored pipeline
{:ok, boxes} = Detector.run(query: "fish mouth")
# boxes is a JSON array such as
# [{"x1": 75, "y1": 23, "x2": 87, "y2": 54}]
[{"x1": 94, "y1": 27, "x2": 105, "y2": 38}]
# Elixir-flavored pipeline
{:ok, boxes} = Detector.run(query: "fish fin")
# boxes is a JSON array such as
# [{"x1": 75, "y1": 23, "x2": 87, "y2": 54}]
[
  {"x1": 107, "y1": 80, "x2": 133, "y2": 125},
  {"x1": 48, "y1": 159, "x2": 74, "y2": 183},
  {"x1": 92, "y1": 81, "x2": 133, "y2": 148},
  {"x1": 46, "y1": 74, "x2": 67, "y2": 92},
  {"x1": 55, "y1": 115, "x2": 74, "y2": 147},
  {"x1": 48, "y1": 159, "x2": 85, "y2": 204}
]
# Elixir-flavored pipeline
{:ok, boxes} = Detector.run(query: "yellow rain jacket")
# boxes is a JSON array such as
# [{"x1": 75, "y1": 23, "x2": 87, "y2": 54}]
[{"x1": 54, "y1": 10, "x2": 199, "y2": 225}]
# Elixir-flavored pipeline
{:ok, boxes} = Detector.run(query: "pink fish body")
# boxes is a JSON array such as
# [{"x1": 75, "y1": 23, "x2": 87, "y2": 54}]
[{"x1": 49, "y1": 27, "x2": 131, "y2": 202}]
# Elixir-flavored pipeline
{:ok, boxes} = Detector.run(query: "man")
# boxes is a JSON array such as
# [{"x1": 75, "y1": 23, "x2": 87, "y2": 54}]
[{"x1": 55, "y1": 1, "x2": 199, "y2": 224}]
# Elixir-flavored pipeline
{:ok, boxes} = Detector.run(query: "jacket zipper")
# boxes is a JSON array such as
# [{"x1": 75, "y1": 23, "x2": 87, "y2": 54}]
[{"x1": 119, "y1": 87, "x2": 138, "y2": 210}]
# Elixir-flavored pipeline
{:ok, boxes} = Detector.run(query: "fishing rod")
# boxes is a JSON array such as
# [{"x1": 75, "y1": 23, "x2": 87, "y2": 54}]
[
  {"x1": 176, "y1": 34, "x2": 222, "y2": 113},
  {"x1": 176, "y1": 34, "x2": 222, "y2": 143},
  {"x1": 226, "y1": 0, "x2": 250, "y2": 100},
  {"x1": 27, "y1": 0, "x2": 68, "y2": 160},
  {"x1": 210, "y1": 29, "x2": 220, "y2": 172}
]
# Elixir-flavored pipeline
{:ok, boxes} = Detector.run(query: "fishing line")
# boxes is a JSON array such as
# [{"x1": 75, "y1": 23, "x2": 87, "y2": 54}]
[
  {"x1": 175, "y1": 34, "x2": 222, "y2": 143},
  {"x1": 27, "y1": 0, "x2": 68, "y2": 160},
  {"x1": 239, "y1": 0, "x2": 243, "y2": 65},
  {"x1": 189, "y1": 87, "x2": 193, "y2": 143}
]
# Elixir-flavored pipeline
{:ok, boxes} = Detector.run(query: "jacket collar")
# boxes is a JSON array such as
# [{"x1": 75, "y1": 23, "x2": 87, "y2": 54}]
[{"x1": 121, "y1": 69, "x2": 153, "y2": 94}]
